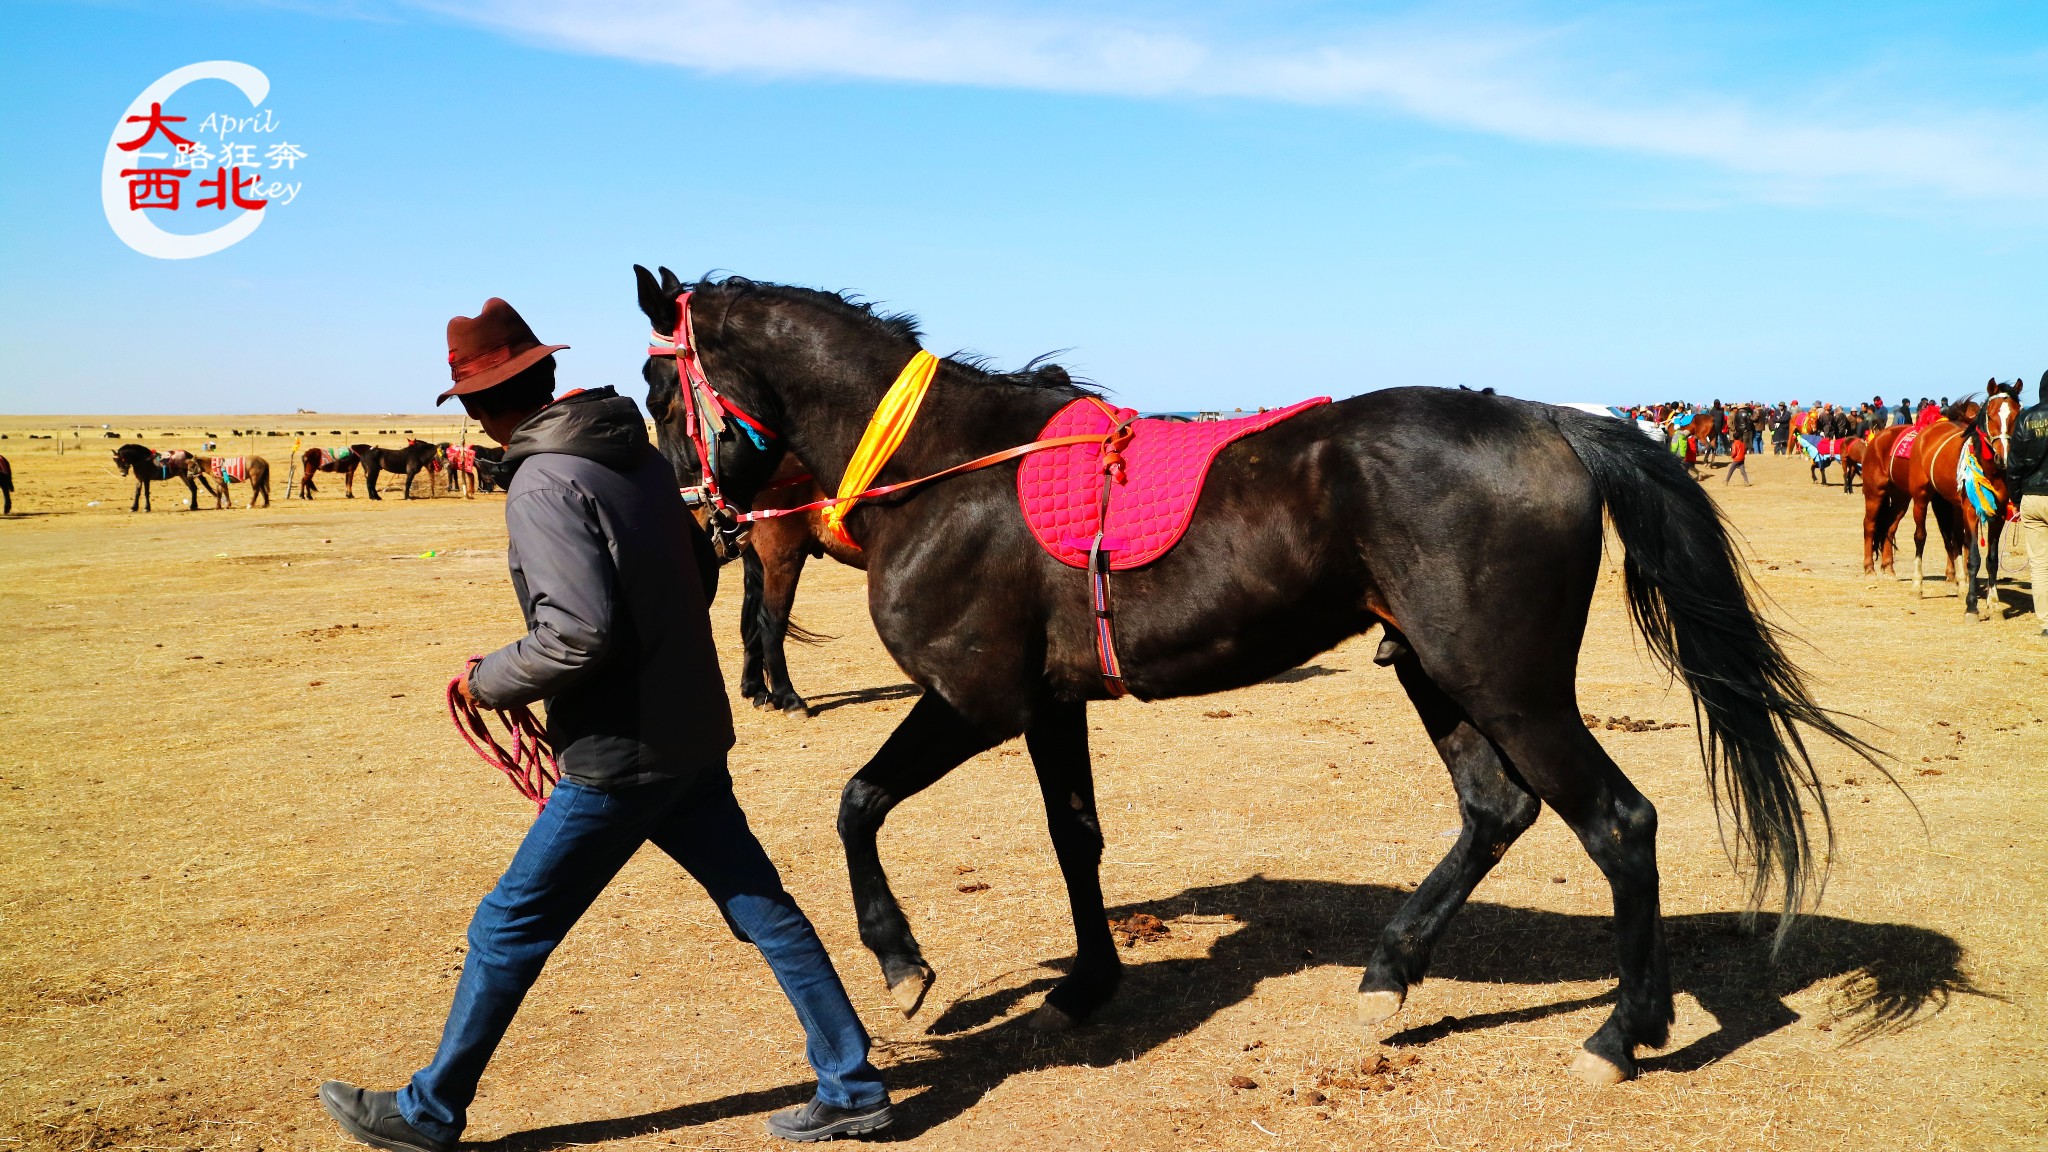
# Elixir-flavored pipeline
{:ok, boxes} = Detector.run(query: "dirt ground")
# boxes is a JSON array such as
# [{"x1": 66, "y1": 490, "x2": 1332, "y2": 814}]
[{"x1": 2, "y1": 413, "x2": 2043, "y2": 1152}]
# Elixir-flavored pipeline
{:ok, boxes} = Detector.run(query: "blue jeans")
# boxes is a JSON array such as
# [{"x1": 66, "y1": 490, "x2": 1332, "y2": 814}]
[{"x1": 396, "y1": 773, "x2": 887, "y2": 1142}]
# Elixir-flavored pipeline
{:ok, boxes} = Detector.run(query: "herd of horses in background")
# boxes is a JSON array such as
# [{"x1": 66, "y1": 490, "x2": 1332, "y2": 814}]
[
  {"x1": 103, "y1": 438, "x2": 504, "y2": 511},
  {"x1": 1733, "y1": 381, "x2": 2027, "y2": 623}
]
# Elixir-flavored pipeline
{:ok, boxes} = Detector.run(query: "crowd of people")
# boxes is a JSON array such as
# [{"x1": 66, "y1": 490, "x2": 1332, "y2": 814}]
[{"x1": 1619, "y1": 394, "x2": 1959, "y2": 466}]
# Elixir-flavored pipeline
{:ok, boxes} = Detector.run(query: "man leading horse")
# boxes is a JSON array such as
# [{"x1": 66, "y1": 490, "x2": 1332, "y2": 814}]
[{"x1": 316, "y1": 298, "x2": 894, "y2": 1151}]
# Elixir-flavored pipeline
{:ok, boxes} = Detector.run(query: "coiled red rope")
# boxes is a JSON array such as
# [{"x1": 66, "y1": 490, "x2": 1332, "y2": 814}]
[{"x1": 446, "y1": 656, "x2": 559, "y2": 812}]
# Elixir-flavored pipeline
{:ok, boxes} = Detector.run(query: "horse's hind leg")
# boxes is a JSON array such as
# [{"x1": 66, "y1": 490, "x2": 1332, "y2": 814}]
[
  {"x1": 1022, "y1": 699, "x2": 1122, "y2": 1029},
  {"x1": 758, "y1": 541, "x2": 814, "y2": 716},
  {"x1": 1911, "y1": 495, "x2": 1931, "y2": 595},
  {"x1": 738, "y1": 549, "x2": 770, "y2": 707},
  {"x1": 1358, "y1": 638, "x2": 1540, "y2": 1025},
  {"x1": 839, "y1": 693, "x2": 1002, "y2": 1016},
  {"x1": 1480, "y1": 710, "x2": 1671, "y2": 1083}
]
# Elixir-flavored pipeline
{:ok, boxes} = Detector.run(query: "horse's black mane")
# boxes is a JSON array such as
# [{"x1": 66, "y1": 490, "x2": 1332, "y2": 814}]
[
  {"x1": 699, "y1": 274, "x2": 925, "y2": 344},
  {"x1": 699, "y1": 273, "x2": 1085, "y2": 394}
]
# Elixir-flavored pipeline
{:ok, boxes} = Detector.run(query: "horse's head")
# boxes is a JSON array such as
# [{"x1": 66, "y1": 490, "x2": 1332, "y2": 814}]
[
  {"x1": 1984, "y1": 384, "x2": 2022, "y2": 472},
  {"x1": 112, "y1": 444, "x2": 147, "y2": 475},
  {"x1": 626, "y1": 264, "x2": 786, "y2": 510},
  {"x1": 634, "y1": 264, "x2": 791, "y2": 561}
]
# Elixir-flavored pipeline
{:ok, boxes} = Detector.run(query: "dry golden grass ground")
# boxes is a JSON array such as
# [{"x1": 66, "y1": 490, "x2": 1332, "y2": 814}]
[{"x1": 2, "y1": 414, "x2": 2044, "y2": 1152}]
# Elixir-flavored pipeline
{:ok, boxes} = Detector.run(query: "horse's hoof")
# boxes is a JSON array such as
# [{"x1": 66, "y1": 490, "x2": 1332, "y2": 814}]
[
  {"x1": 1028, "y1": 1002, "x2": 1079, "y2": 1032},
  {"x1": 1569, "y1": 1049, "x2": 1630, "y2": 1086},
  {"x1": 1356, "y1": 989, "x2": 1405, "y2": 1025},
  {"x1": 782, "y1": 703, "x2": 812, "y2": 719},
  {"x1": 888, "y1": 966, "x2": 934, "y2": 1017}
]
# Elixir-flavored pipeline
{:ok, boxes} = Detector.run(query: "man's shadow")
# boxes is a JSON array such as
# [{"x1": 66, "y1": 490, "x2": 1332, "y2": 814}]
[{"x1": 479, "y1": 876, "x2": 1981, "y2": 1148}]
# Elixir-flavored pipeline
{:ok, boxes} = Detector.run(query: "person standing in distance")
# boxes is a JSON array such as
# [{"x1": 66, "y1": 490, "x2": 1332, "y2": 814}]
[{"x1": 317, "y1": 298, "x2": 893, "y2": 1150}]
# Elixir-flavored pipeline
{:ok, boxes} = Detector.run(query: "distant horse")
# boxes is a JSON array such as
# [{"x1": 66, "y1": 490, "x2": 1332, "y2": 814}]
[
  {"x1": 1881, "y1": 394, "x2": 2016, "y2": 618},
  {"x1": 654, "y1": 423, "x2": 860, "y2": 714},
  {"x1": 0, "y1": 454, "x2": 11, "y2": 515},
  {"x1": 193, "y1": 455, "x2": 272, "y2": 508},
  {"x1": 298, "y1": 446, "x2": 365, "y2": 498},
  {"x1": 445, "y1": 444, "x2": 480, "y2": 498},
  {"x1": 358, "y1": 441, "x2": 445, "y2": 499},
  {"x1": 112, "y1": 444, "x2": 216, "y2": 512},
  {"x1": 634, "y1": 266, "x2": 1877, "y2": 1085},
  {"x1": 1860, "y1": 425, "x2": 1912, "y2": 575},
  {"x1": 1838, "y1": 436, "x2": 1866, "y2": 493},
  {"x1": 472, "y1": 445, "x2": 507, "y2": 493}
]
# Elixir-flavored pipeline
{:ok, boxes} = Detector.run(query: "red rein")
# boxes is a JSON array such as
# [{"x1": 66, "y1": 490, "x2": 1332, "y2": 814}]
[{"x1": 446, "y1": 658, "x2": 559, "y2": 812}]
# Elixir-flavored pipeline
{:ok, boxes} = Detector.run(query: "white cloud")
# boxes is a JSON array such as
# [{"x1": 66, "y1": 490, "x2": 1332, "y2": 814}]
[{"x1": 420, "y1": 0, "x2": 2048, "y2": 202}]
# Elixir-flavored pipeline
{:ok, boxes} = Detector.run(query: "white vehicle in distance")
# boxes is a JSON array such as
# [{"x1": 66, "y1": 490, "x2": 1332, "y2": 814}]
[{"x1": 1559, "y1": 402, "x2": 1666, "y2": 444}]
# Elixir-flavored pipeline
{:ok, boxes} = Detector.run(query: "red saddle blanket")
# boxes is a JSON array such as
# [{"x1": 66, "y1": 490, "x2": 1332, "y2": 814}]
[
  {"x1": 1018, "y1": 397, "x2": 1330, "y2": 570},
  {"x1": 446, "y1": 445, "x2": 477, "y2": 473},
  {"x1": 211, "y1": 457, "x2": 248, "y2": 482},
  {"x1": 1892, "y1": 429, "x2": 1920, "y2": 460}
]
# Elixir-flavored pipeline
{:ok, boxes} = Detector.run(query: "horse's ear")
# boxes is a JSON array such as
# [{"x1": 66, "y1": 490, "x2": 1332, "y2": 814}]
[
  {"x1": 635, "y1": 264, "x2": 676, "y2": 333},
  {"x1": 657, "y1": 266, "x2": 683, "y2": 294}
]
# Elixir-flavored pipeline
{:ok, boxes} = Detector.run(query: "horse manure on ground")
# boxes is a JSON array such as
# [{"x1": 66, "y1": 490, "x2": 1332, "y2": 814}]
[{"x1": 1110, "y1": 912, "x2": 1171, "y2": 947}]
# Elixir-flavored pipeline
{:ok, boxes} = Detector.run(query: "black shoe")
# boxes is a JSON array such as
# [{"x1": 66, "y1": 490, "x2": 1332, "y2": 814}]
[
  {"x1": 764, "y1": 1097, "x2": 895, "y2": 1142},
  {"x1": 317, "y1": 1082, "x2": 453, "y2": 1152}
]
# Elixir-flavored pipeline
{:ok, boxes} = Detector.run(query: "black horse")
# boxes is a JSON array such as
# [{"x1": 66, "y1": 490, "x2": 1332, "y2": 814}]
[
  {"x1": 112, "y1": 444, "x2": 216, "y2": 511},
  {"x1": 358, "y1": 441, "x2": 445, "y2": 500},
  {"x1": 0, "y1": 453, "x2": 11, "y2": 515},
  {"x1": 633, "y1": 266, "x2": 1877, "y2": 1085}
]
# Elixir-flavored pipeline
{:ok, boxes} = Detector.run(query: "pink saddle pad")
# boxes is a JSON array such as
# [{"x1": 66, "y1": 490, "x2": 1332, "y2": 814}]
[
  {"x1": 1018, "y1": 398, "x2": 1330, "y2": 570},
  {"x1": 1892, "y1": 430, "x2": 1920, "y2": 460}
]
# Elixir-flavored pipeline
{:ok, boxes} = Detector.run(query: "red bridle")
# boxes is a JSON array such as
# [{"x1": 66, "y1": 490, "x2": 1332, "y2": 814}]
[{"x1": 645, "y1": 290, "x2": 781, "y2": 527}]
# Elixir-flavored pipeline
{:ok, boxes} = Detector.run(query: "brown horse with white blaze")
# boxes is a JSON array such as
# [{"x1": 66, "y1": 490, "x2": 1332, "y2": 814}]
[{"x1": 1882, "y1": 392, "x2": 2018, "y2": 618}]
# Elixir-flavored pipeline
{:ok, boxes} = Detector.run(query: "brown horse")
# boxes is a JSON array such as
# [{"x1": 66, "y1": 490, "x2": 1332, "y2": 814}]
[
  {"x1": 734, "y1": 458, "x2": 865, "y2": 715},
  {"x1": 0, "y1": 454, "x2": 11, "y2": 515},
  {"x1": 192, "y1": 456, "x2": 272, "y2": 508},
  {"x1": 1838, "y1": 436, "x2": 1866, "y2": 493},
  {"x1": 112, "y1": 444, "x2": 216, "y2": 511},
  {"x1": 1884, "y1": 395, "x2": 2016, "y2": 617},
  {"x1": 1859, "y1": 426, "x2": 1909, "y2": 574},
  {"x1": 298, "y1": 445, "x2": 367, "y2": 498}
]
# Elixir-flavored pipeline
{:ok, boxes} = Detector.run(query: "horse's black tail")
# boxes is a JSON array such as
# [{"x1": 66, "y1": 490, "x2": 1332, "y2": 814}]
[
  {"x1": 784, "y1": 618, "x2": 836, "y2": 646},
  {"x1": 1550, "y1": 408, "x2": 1885, "y2": 945}
]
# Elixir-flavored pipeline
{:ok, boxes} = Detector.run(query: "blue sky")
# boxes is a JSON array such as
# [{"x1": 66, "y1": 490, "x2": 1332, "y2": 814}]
[{"x1": 4, "y1": 0, "x2": 2047, "y2": 414}]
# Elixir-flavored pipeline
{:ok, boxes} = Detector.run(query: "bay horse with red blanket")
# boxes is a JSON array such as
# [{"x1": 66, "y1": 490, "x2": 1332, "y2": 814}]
[
  {"x1": 634, "y1": 267, "x2": 1877, "y2": 1086},
  {"x1": 1880, "y1": 388, "x2": 2021, "y2": 618},
  {"x1": 299, "y1": 445, "x2": 368, "y2": 498}
]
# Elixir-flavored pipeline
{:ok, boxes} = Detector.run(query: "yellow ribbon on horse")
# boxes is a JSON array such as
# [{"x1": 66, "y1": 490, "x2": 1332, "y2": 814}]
[{"x1": 824, "y1": 349, "x2": 939, "y2": 549}]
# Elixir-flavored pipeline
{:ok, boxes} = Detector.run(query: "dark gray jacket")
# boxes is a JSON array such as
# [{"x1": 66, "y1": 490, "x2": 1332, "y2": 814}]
[
  {"x1": 470, "y1": 387, "x2": 734, "y2": 790},
  {"x1": 2009, "y1": 399, "x2": 2048, "y2": 499}
]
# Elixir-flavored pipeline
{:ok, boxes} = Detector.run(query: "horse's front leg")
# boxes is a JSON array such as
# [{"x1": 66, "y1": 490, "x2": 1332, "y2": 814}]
[
  {"x1": 1963, "y1": 526, "x2": 1982, "y2": 619},
  {"x1": 132, "y1": 477, "x2": 145, "y2": 512},
  {"x1": 838, "y1": 692, "x2": 1001, "y2": 1016},
  {"x1": 183, "y1": 475, "x2": 200, "y2": 511},
  {"x1": 1987, "y1": 518, "x2": 2006, "y2": 620},
  {"x1": 1023, "y1": 698, "x2": 1123, "y2": 1030}
]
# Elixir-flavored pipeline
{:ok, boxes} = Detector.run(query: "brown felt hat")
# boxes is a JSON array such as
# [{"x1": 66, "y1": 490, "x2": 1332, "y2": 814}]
[{"x1": 437, "y1": 297, "x2": 569, "y2": 406}]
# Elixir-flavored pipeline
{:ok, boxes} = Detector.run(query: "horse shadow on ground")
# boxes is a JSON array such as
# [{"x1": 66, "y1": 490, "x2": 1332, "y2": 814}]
[
  {"x1": 479, "y1": 876, "x2": 1983, "y2": 1148},
  {"x1": 802, "y1": 683, "x2": 924, "y2": 715},
  {"x1": 1263, "y1": 663, "x2": 1343, "y2": 684}
]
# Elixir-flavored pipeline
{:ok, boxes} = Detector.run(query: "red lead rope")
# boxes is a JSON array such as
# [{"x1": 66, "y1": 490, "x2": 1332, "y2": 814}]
[{"x1": 446, "y1": 657, "x2": 560, "y2": 812}]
